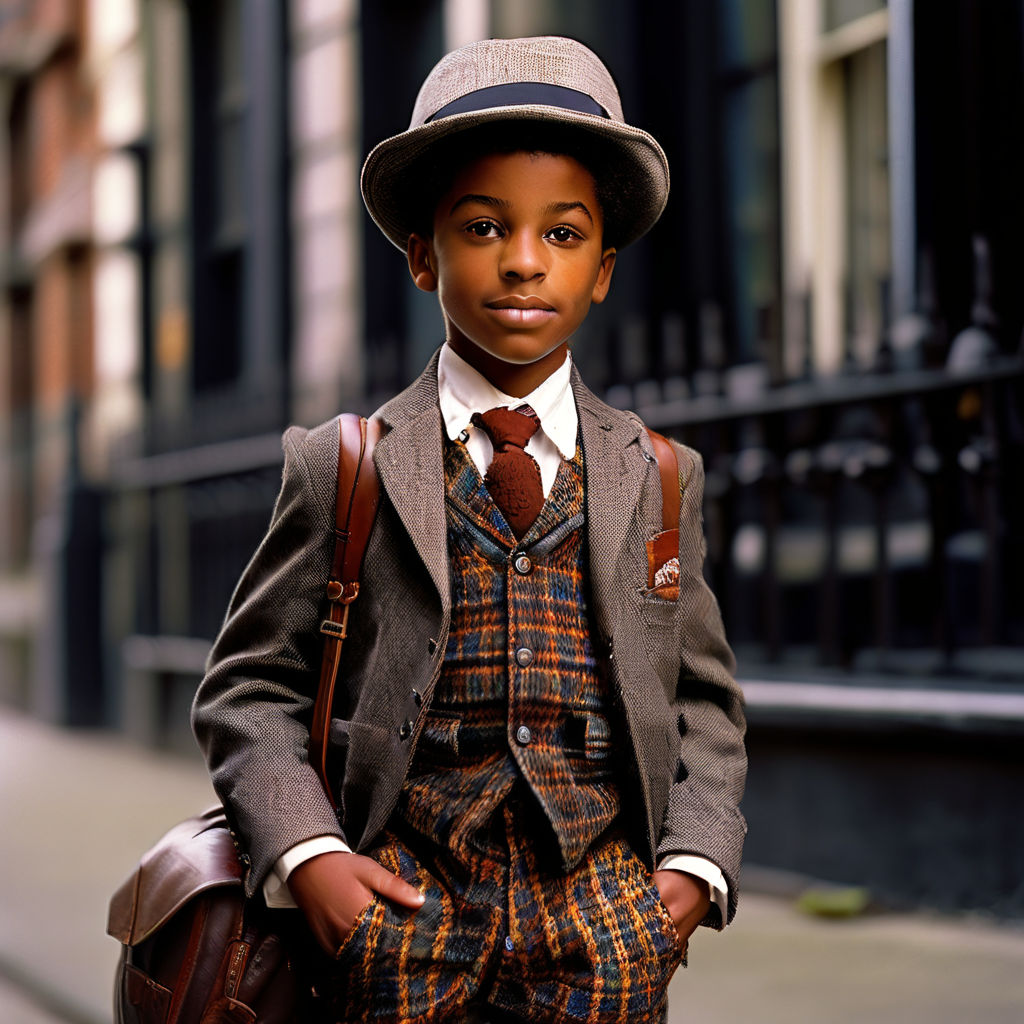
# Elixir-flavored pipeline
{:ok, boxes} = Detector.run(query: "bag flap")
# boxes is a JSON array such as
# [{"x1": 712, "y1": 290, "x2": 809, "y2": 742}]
[{"x1": 107, "y1": 806, "x2": 244, "y2": 946}]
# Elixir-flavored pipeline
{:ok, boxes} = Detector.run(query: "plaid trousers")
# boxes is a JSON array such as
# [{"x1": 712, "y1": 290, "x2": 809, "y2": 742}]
[{"x1": 326, "y1": 794, "x2": 685, "y2": 1024}]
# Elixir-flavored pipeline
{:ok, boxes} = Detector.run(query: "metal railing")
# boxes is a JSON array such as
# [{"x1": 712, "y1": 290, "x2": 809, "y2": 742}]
[
  {"x1": 622, "y1": 355, "x2": 1024, "y2": 682},
  {"x1": 108, "y1": 345, "x2": 1023, "y2": 745}
]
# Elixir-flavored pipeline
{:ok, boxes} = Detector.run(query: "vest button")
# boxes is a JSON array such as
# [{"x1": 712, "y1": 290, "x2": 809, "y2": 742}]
[
  {"x1": 513, "y1": 554, "x2": 532, "y2": 575},
  {"x1": 515, "y1": 725, "x2": 532, "y2": 746},
  {"x1": 514, "y1": 647, "x2": 534, "y2": 667},
  {"x1": 399, "y1": 720, "x2": 413, "y2": 740},
  {"x1": 412, "y1": 688, "x2": 422, "y2": 707}
]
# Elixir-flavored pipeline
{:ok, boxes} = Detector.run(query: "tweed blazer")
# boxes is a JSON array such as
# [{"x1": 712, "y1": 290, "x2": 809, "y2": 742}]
[{"x1": 191, "y1": 351, "x2": 747, "y2": 921}]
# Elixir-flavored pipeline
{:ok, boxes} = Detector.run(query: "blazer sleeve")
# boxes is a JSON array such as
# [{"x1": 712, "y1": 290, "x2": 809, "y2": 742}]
[
  {"x1": 191, "y1": 422, "x2": 345, "y2": 897},
  {"x1": 656, "y1": 443, "x2": 748, "y2": 926}
]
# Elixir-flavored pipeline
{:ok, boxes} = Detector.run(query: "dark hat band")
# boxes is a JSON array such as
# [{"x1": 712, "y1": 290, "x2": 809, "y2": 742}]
[{"x1": 426, "y1": 82, "x2": 609, "y2": 123}]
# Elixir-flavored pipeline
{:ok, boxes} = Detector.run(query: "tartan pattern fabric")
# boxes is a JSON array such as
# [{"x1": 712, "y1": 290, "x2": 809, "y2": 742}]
[
  {"x1": 323, "y1": 436, "x2": 687, "y2": 1022},
  {"x1": 398, "y1": 438, "x2": 623, "y2": 870},
  {"x1": 328, "y1": 800, "x2": 684, "y2": 1023}
]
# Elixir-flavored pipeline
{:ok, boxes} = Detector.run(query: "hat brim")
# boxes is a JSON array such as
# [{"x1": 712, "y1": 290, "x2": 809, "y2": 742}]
[{"x1": 360, "y1": 105, "x2": 670, "y2": 251}]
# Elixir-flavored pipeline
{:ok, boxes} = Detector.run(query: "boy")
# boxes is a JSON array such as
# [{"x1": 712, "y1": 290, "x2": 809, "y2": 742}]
[{"x1": 193, "y1": 36, "x2": 746, "y2": 1024}]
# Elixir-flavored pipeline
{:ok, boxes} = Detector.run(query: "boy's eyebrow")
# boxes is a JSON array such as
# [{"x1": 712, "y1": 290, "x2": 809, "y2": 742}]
[
  {"x1": 545, "y1": 200, "x2": 594, "y2": 225},
  {"x1": 448, "y1": 195, "x2": 595, "y2": 225},
  {"x1": 448, "y1": 193, "x2": 509, "y2": 215}
]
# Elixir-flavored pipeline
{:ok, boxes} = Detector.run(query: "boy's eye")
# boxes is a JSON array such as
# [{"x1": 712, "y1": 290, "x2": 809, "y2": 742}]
[
  {"x1": 465, "y1": 219, "x2": 502, "y2": 238},
  {"x1": 546, "y1": 225, "x2": 583, "y2": 244}
]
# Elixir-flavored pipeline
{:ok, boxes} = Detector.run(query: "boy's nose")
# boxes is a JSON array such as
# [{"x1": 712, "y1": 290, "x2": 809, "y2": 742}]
[{"x1": 499, "y1": 232, "x2": 546, "y2": 280}]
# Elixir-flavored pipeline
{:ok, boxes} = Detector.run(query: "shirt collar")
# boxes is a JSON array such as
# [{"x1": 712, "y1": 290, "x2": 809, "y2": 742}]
[{"x1": 437, "y1": 343, "x2": 578, "y2": 460}]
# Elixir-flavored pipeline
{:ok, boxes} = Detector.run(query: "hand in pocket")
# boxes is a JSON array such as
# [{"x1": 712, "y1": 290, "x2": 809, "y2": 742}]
[
  {"x1": 652, "y1": 868, "x2": 710, "y2": 948},
  {"x1": 287, "y1": 851, "x2": 424, "y2": 955}
]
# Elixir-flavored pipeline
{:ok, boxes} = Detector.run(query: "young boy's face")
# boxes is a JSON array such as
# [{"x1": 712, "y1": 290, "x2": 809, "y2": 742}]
[{"x1": 408, "y1": 150, "x2": 617, "y2": 396}]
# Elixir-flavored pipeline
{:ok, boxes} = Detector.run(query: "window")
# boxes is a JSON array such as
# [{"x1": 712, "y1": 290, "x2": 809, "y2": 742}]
[
  {"x1": 183, "y1": 0, "x2": 290, "y2": 439},
  {"x1": 719, "y1": 0, "x2": 782, "y2": 369},
  {"x1": 822, "y1": 0, "x2": 886, "y2": 33},
  {"x1": 779, "y1": 0, "x2": 891, "y2": 374},
  {"x1": 842, "y1": 38, "x2": 890, "y2": 367},
  {"x1": 188, "y1": 0, "x2": 246, "y2": 393}
]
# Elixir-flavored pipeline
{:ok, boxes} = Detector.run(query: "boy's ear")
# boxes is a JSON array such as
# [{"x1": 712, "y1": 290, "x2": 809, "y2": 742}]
[
  {"x1": 590, "y1": 247, "x2": 617, "y2": 305},
  {"x1": 407, "y1": 234, "x2": 438, "y2": 293}
]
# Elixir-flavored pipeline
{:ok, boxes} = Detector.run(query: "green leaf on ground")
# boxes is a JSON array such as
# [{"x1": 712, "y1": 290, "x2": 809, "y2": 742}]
[{"x1": 796, "y1": 887, "x2": 872, "y2": 918}]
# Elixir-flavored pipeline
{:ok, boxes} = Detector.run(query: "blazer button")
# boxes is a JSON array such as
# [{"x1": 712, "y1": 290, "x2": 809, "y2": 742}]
[
  {"x1": 514, "y1": 647, "x2": 534, "y2": 667},
  {"x1": 515, "y1": 725, "x2": 532, "y2": 746},
  {"x1": 399, "y1": 720, "x2": 413, "y2": 740},
  {"x1": 513, "y1": 554, "x2": 532, "y2": 575}
]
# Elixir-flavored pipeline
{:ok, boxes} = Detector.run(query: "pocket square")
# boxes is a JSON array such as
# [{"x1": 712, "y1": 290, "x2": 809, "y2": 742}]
[
  {"x1": 646, "y1": 529, "x2": 680, "y2": 600},
  {"x1": 654, "y1": 557, "x2": 679, "y2": 588}
]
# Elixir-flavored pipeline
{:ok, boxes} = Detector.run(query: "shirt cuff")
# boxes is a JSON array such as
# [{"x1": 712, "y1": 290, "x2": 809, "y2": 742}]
[
  {"x1": 262, "y1": 835, "x2": 352, "y2": 909},
  {"x1": 656, "y1": 854, "x2": 729, "y2": 929}
]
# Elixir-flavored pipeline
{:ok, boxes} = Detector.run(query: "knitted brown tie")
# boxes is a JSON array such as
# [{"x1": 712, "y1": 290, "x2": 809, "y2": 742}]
[{"x1": 471, "y1": 405, "x2": 545, "y2": 538}]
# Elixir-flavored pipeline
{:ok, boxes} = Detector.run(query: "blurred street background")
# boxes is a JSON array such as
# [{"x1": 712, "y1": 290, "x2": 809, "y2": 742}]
[
  {"x1": 3, "y1": 704, "x2": 1024, "y2": 1023},
  {"x1": 1, "y1": 0, "x2": 1022, "y2": 1020}
]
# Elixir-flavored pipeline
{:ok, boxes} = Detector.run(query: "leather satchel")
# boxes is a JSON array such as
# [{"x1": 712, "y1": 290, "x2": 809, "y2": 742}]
[{"x1": 107, "y1": 414, "x2": 383, "y2": 1024}]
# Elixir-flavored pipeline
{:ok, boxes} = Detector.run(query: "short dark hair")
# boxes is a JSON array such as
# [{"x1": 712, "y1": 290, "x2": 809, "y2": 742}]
[{"x1": 404, "y1": 121, "x2": 633, "y2": 249}]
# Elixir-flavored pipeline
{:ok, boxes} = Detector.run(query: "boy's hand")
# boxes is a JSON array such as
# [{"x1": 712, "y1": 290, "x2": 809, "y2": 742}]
[
  {"x1": 287, "y1": 851, "x2": 425, "y2": 956},
  {"x1": 652, "y1": 869, "x2": 711, "y2": 949}
]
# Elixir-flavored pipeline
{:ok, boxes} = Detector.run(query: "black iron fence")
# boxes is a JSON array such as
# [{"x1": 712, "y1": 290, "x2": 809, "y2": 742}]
[
  {"x1": 107, "y1": 350, "x2": 1024, "y2": 746},
  {"x1": 637, "y1": 357, "x2": 1024, "y2": 679},
  {"x1": 109, "y1": 433, "x2": 285, "y2": 747}
]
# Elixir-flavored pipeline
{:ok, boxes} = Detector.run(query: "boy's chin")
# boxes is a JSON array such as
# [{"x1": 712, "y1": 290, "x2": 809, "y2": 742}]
[
  {"x1": 446, "y1": 337, "x2": 570, "y2": 395},
  {"x1": 446, "y1": 338, "x2": 569, "y2": 367}
]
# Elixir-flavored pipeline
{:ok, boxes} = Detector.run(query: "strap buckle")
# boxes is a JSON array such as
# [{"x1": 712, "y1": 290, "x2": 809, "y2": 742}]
[{"x1": 325, "y1": 580, "x2": 360, "y2": 604}]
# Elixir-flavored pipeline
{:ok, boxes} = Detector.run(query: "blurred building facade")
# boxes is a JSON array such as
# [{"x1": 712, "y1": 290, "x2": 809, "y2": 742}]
[{"x1": 1, "y1": 0, "x2": 1022, "y2": 915}]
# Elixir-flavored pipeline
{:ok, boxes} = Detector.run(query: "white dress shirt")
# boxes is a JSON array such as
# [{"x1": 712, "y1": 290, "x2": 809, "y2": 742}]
[
  {"x1": 438, "y1": 343, "x2": 578, "y2": 496},
  {"x1": 265, "y1": 343, "x2": 728, "y2": 926}
]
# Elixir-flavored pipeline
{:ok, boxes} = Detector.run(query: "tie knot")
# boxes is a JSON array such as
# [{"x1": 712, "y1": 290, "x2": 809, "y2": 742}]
[{"x1": 471, "y1": 405, "x2": 541, "y2": 452}]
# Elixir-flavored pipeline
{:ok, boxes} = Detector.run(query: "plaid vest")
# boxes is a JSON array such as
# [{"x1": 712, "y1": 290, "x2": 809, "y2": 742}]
[{"x1": 397, "y1": 438, "x2": 623, "y2": 870}]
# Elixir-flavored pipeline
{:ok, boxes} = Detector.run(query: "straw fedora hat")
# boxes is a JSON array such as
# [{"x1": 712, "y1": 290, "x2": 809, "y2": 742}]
[{"x1": 360, "y1": 36, "x2": 670, "y2": 251}]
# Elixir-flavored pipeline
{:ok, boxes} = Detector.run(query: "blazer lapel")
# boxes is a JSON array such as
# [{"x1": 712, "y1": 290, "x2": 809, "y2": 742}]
[
  {"x1": 373, "y1": 353, "x2": 451, "y2": 614},
  {"x1": 573, "y1": 371, "x2": 647, "y2": 633},
  {"x1": 372, "y1": 355, "x2": 649, "y2": 622}
]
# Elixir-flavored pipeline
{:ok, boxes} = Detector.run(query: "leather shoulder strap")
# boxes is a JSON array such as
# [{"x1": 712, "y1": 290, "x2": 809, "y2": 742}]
[
  {"x1": 330, "y1": 414, "x2": 384, "y2": 595},
  {"x1": 309, "y1": 414, "x2": 382, "y2": 801},
  {"x1": 646, "y1": 428, "x2": 680, "y2": 532}
]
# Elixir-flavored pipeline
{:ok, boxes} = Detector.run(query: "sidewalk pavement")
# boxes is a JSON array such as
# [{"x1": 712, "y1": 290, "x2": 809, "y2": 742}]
[{"x1": 2, "y1": 705, "x2": 1023, "y2": 1024}]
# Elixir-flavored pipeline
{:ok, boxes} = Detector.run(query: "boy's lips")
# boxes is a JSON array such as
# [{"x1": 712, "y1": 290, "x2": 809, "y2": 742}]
[{"x1": 485, "y1": 296, "x2": 556, "y2": 326}]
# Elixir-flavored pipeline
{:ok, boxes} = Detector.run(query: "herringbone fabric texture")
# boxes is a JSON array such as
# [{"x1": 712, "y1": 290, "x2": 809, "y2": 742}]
[{"x1": 192, "y1": 352, "x2": 747, "y2": 925}]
